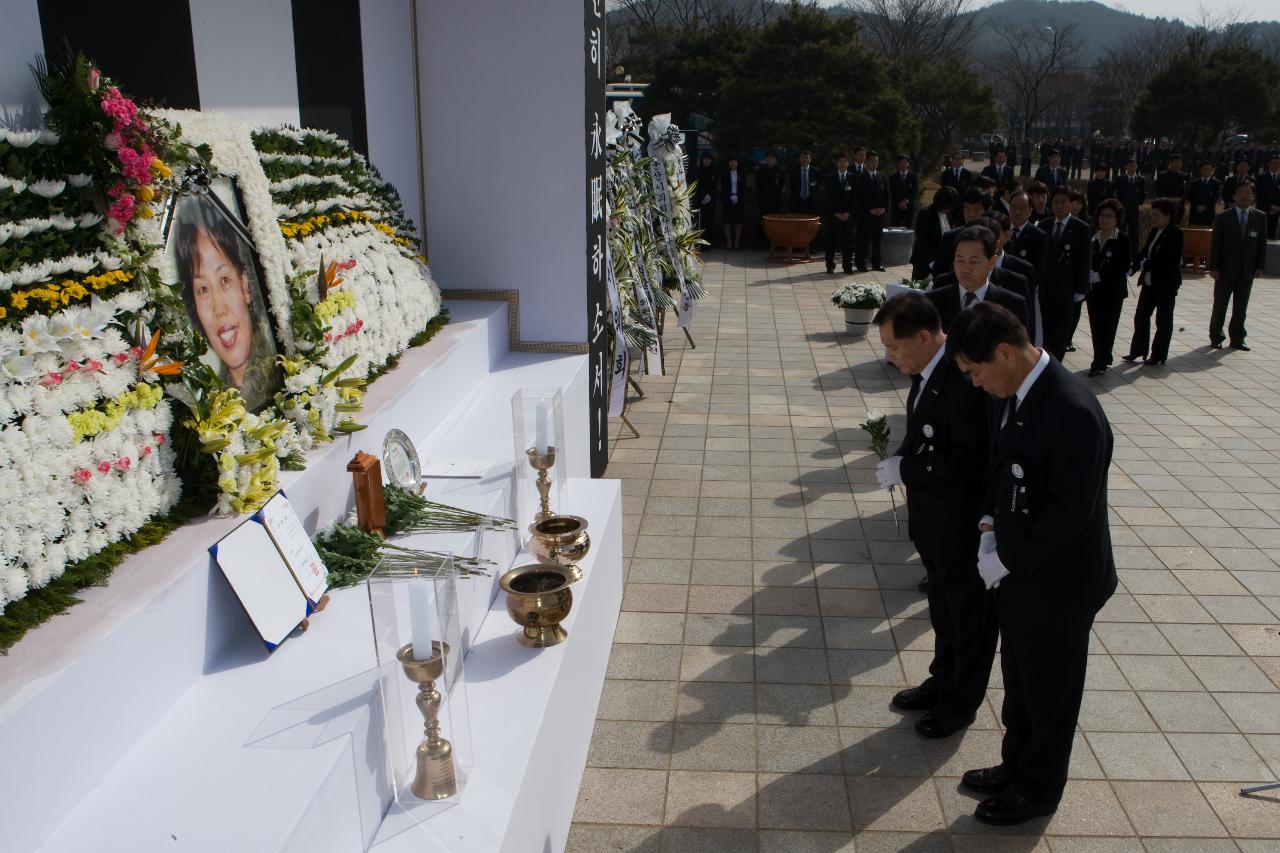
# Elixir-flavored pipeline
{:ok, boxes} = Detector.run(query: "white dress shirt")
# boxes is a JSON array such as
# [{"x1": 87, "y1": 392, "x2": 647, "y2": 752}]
[{"x1": 961, "y1": 281, "x2": 991, "y2": 306}]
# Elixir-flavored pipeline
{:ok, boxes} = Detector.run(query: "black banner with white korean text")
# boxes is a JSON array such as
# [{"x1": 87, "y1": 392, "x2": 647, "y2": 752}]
[{"x1": 585, "y1": 0, "x2": 609, "y2": 477}]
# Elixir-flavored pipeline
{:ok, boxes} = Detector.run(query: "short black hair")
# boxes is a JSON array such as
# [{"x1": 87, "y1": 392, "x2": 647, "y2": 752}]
[
  {"x1": 954, "y1": 224, "x2": 997, "y2": 258},
  {"x1": 873, "y1": 292, "x2": 942, "y2": 338},
  {"x1": 987, "y1": 211, "x2": 1011, "y2": 233},
  {"x1": 961, "y1": 187, "x2": 991, "y2": 209},
  {"x1": 1048, "y1": 149, "x2": 1062, "y2": 158},
  {"x1": 1051, "y1": 185, "x2": 1073, "y2": 200},
  {"x1": 800, "y1": 148, "x2": 813, "y2": 156},
  {"x1": 1028, "y1": 181, "x2": 1049, "y2": 196},
  {"x1": 1169, "y1": 153, "x2": 1183, "y2": 162},
  {"x1": 175, "y1": 195, "x2": 250, "y2": 329},
  {"x1": 948, "y1": 301, "x2": 1030, "y2": 363},
  {"x1": 896, "y1": 155, "x2": 909, "y2": 164},
  {"x1": 1068, "y1": 189, "x2": 1086, "y2": 204},
  {"x1": 1233, "y1": 178, "x2": 1256, "y2": 195},
  {"x1": 1149, "y1": 197, "x2": 1178, "y2": 217},
  {"x1": 1003, "y1": 177, "x2": 1023, "y2": 193},
  {"x1": 974, "y1": 175, "x2": 997, "y2": 191},
  {"x1": 834, "y1": 152, "x2": 849, "y2": 161},
  {"x1": 932, "y1": 185, "x2": 958, "y2": 210},
  {"x1": 994, "y1": 147, "x2": 1007, "y2": 156},
  {"x1": 854, "y1": 145, "x2": 868, "y2": 155}
]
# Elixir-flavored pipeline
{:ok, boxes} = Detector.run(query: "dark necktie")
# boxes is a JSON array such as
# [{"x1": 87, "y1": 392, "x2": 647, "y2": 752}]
[
  {"x1": 801, "y1": 169, "x2": 809, "y2": 199},
  {"x1": 1241, "y1": 209, "x2": 1249, "y2": 237},
  {"x1": 964, "y1": 291, "x2": 978, "y2": 308},
  {"x1": 907, "y1": 373, "x2": 922, "y2": 413},
  {"x1": 1053, "y1": 220, "x2": 1064, "y2": 247}
]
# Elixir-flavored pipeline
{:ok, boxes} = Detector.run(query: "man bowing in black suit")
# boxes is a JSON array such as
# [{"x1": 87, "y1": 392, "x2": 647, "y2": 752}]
[
  {"x1": 1038, "y1": 187, "x2": 1091, "y2": 360},
  {"x1": 874, "y1": 293, "x2": 996, "y2": 740},
  {"x1": 950, "y1": 302, "x2": 1116, "y2": 826},
  {"x1": 927, "y1": 226, "x2": 1029, "y2": 333}
]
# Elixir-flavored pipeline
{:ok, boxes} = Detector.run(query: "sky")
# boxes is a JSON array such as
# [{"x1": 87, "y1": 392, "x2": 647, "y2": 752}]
[{"x1": 817, "y1": 0, "x2": 1279, "y2": 24}]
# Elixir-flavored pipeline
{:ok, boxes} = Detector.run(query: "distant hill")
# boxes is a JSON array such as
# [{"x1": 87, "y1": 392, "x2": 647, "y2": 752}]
[{"x1": 961, "y1": 0, "x2": 1280, "y2": 62}]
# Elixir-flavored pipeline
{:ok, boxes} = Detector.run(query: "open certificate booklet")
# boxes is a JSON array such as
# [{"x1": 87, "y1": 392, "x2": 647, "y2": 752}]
[{"x1": 260, "y1": 491, "x2": 330, "y2": 606}]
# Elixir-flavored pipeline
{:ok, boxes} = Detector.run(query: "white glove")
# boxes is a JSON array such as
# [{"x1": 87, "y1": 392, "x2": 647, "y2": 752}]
[
  {"x1": 730, "y1": 195, "x2": 738, "y2": 204},
  {"x1": 702, "y1": 195, "x2": 712, "y2": 205},
  {"x1": 977, "y1": 532, "x2": 1010, "y2": 589},
  {"x1": 1089, "y1": 271, "x2": 1101, "y2": 284},
  {"x1": 875, "y1": 455, "x2": 903, "y2": 490},
  {"x1": 1073, "y1": 292, "x2": 1086, "y2": 303}
]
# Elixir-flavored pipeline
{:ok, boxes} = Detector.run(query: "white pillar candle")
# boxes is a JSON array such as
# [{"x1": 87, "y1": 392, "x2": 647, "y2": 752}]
[
  {"x1": 407, "y1": 574, "x2": 435, "y2": 661},
  {"x1": 534, "y1": 400, "x2": 551, "y2": 455}
]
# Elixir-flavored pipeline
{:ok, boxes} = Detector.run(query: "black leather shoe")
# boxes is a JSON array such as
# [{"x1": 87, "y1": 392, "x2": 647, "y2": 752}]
[
  {"x1": 1210, "y1": 339, "x2": 1224, "y2": 349},
  {"x1": 1121, "y1": 353, "x2": 1142, "y2": 362},
  {"x1": 874, "y1": 265, "x2": 887, "y2": 272},
  {"x1": 1066, "y1": 343, "x2": 1077, "y2": 352},
  {"x1": 842, "y1": 267, "x2": 855, "y2": 274},
  {"x1": 1088, "y1": 366, "x2": 1107, "y2": 377},
  {"x1": 1142, "y1": 358, "x2": 1165, "y2": 366},
  {"x1": 826, "y1": 267, "x2": 835, "y2": 274},
  {"x1": 914, "y1": 711, "x2": 975, "y2": 739},
  {"x1": 856, "y1": 265, "x2": 869, "y2": 273},
  {"x1": 974, "y1": 790, "x2": 1058, "y2": 826},
  {"x1": 891, "y1": 684, "x2": 938, "y2": 711},
  {"x1": 961, "y1": 765, "x2": 1014, "y2": 795},
  {"x1": 1232, "y1": 342, "x2": 1251, "y2": 351}
]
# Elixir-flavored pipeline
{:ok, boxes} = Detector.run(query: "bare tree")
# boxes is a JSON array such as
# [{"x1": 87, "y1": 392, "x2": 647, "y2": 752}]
[
  {"x1": 1086, "y1": 19, "x2": 1183, "y2": 137},
  {"x1": 844, "y1": 0, "x2": 977, "y2": 63},
  {"x1": 985, "y1": 22, "x2": 1083, "y2": 143}
]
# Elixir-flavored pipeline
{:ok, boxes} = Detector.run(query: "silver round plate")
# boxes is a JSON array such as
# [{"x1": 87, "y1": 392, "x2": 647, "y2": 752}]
[{"x1": 382, "y1": 429, "x2": 421, "y2": 491}]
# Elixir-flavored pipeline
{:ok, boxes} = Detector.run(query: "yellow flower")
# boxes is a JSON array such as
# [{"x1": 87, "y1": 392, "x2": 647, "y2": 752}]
[
  {"x1": 137, "y1": 205, "x2": 154, "y2": 219},
  {"x1": 137, "y1": 185, "x2": 156, "y2": 202},
  {"x1": 150, "y1": 159, "x2": 172, "y2": 179}
]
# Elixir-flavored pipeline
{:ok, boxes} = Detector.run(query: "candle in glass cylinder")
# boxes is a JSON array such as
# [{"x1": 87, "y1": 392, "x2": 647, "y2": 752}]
[{"x1": 534, "y1": 400, "x2": 551, "y2": 454}]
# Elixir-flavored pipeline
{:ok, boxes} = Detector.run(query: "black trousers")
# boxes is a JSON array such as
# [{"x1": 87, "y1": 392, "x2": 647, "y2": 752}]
[
  {"x1": 1067, "y1": 298, "x2": 1084, "y2": 343},
  {"x1": 1041, "y1": 292, "x2": 1075, "y2": 361},
  {"x1": 1210, "y1": 275, "x2": 1255, "y2": 345},
  {"x1": 855, "y1": 213, "x2": 883, "y2": 268},
  {"x1": 825, "y1": 216, "x2": 854, "y2": 271},
  {"x1": 792, "y1": 196, "x2": 819, "y2": 215},
  {"x1": 891, "y1": 205, "x2": 914, "y2": 228},
  {"x1": 1188, "y1": 207, "x2": 1215, "y2": 227},
  {"x1": 1128, "y1": 283, "x2": 1177, "y2": 360},
  {"x1": 998, "y1": 591, "x2": 1094, "y2": 807},
  {"x1": 920, "y1": 556, "x2": 998, "y2": 720},
  {"x1": 1086, "y1": 287, "x2": 1126, "y2": 369},
  {"x1": 698, "y1": 203, "x2": 715, "y2": 235},
  {"x1": 1267, "y1": 209, "x2": 1280, "y2": 240}
]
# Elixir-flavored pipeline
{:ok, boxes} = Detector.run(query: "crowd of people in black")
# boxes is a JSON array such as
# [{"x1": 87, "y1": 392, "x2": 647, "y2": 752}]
[{"x1": 693, "y1": 144, "x2": 1278, "y2": 372}]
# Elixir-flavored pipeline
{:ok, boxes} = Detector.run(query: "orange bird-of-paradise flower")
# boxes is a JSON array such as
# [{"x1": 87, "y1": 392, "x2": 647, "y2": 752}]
[
  {"x1": 137, "y1": 329, "x2": 184, "y2": 380},
  {"x1": 323, "y1": 260, "x2": 345, "y2": 291}
]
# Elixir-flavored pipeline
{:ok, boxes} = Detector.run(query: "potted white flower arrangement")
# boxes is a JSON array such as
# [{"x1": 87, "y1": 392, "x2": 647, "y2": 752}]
[
  {"x1": 830, "y1": 282, "x2": 887, "y2": 335},
  {"x1": 886, "y1": 277, "x2": 932, "y2": 300}
]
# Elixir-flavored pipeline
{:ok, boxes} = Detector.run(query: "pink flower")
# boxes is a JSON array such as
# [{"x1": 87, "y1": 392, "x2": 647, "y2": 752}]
[
  {"x1": 97, "y1": 461, "x2": 112, "y2": 475},
  {"x1": 85, "y1": 360, "x2": 104, "y2": 372},
  {"x1": 87, "y1": 67, "x2": 101, "y2": 92},
  {"x1": 103, "y1": 132, "x2": 123, "y2": 151},
  {"x1": 73, "y1": 468, "x2": 93, "y2": 484},
  {"x1": 129, "y1": 346, "x2": 144, "y2": 359},
  {"x1": 339, "y1": 258, "x2": 357, "y2": 270},
  {"x1": 141, "y1": 445, "x2": 153, "y2": 457},
  {"x1": 112, "y1": 352, "x2": 129, "y2": 366},
  {"x1": 41, "y1": 372, "x2": 63, "y2": 387},
  {"x1": 65, "y1": 360, "x2": 81, "y2": 373},
  {"x1": 114, "y1": 457, "x2": 132, "y2": 471},
  {"x1": 152, "y1": 432, "x2": 167, "y2": 445},
  {"x1": 108, "y1": 194, "x2": 136, "y2": 224}
]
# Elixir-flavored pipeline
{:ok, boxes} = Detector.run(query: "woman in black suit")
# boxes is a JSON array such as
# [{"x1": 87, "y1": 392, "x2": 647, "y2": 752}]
[
  {"x1": 720, "y1": 155, "x2": 747, "y2": 250},
  {"x1": 1085, "y1": 199, "x2": 1130, "y2": 376},
  {"x1": 908, "y1": 185, "x2": 958, "y2": 280},
  {"x1": 1124, "y1": 197, "x2": 1183, "y2": 366},
  {"x1": 695, "y1": 152, "x2": 717, "y2": 245}
]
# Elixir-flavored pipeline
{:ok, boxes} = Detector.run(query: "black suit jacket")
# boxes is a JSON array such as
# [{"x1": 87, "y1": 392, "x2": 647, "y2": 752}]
[
  {"x1": 1131, "y1": 223, "x2": 1183, "y2": 291},
  {"x1": 1210, "y1": 207, "x2": 1269, "y2": 284},
  {"x1": 1034, "y1": 165, "x2": 1067, "y2": 189},
  {"x1": 982, "y1": 162, "x2": 1014, "y2": 185},
  {"x1": 1006, "y1": 222, "x2": 1048, "y2": 286},
  {"x1": 889, "y1": 171, "x2": 918, "y2": 207},
  {"x1": 1257, "y1": 170, "x2": 1280, "y2": 213},
  {"x1": 1188, "y1": 177, "x2": 1221, "y2": 218},
  {"x1": 1086, "y1": 178, "x2": 1115, "y2": 214},
  {"x1": 823, "y1": 171, "x2": 856, "y2": 217},
  {"x1": 940, "y1": 166, "x2": 971, "y2": 193},
  {"x1": 1037, "y1": 215, "x2": 1092, "y2": 300},
  {"x1": 1090, "y1": 233, "x2": 1131, "y2": 299},
  {"x1": 996, "y1": 253, "x2": 1036, "y2": 300},
  {"x1": 932, "y1": 266, "x2": 1031, "y2": 307},
  {"x1": 893, "y1": 354, "x2": 991, "y2": 564},
  {"x1": 909, "y1": 204, "x2": 952, "y2": 276},
  {"x1": 930, "y1": 225, "x2": 966, "y2": 277},
  {"x1": 788, "y1": 165, "x2": 820, "y2": 212},
  {"x1": 926, "y1": 282, "x2": 1029, "y2": 333},
  {"x1": 861, "y1": 170, "x2": 890, "y2": 215},
  {"x1": 1115, "y1": 174, "x2": 1146, "y2": 221},
  {"x1": 720, "y1": 169, "x2": 747, "y2": 208},
  {"x1": 1156, "y1": 170, "x2": 1189, "y2": 201},
  {"x1": 756, "y1": 164, "x2": 787, "y2": 212},
  {"x1": 985, "y1": 358, "x2": 1116, "y2": 617}
]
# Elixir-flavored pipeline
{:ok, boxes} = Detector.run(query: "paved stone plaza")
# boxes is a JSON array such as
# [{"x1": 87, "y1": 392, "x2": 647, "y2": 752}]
[{"x1": 569, "y1": 250, "x2": 1280, "y2": 851}]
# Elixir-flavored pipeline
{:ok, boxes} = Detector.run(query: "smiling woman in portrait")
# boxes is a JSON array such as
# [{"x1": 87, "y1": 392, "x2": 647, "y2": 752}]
[{"x1": 172, "y1": 191, "x2": 281, "y2": 410}]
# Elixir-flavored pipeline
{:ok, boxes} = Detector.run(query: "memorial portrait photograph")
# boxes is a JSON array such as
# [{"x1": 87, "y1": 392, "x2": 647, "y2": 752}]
[{"x1": 163, "y1": 177, "x2": 282, "y2": 411}]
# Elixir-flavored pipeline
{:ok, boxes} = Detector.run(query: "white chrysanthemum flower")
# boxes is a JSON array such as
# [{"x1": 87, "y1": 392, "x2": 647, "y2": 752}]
[
  {"x1": 67, "y1": 173, "x2": 94, "y2": 188},
  {"x1": 27, "y1": 178, "x2": 66, "y2": 198}
]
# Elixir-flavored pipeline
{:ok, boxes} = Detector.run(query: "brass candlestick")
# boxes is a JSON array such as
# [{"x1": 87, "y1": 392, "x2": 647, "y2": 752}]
[
  {"x1": 525, "y1": 446, "x2": 556, "y2": 523},
  {"x1": 396, "y1": 641, "x2": 458, "y2": 800}
]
